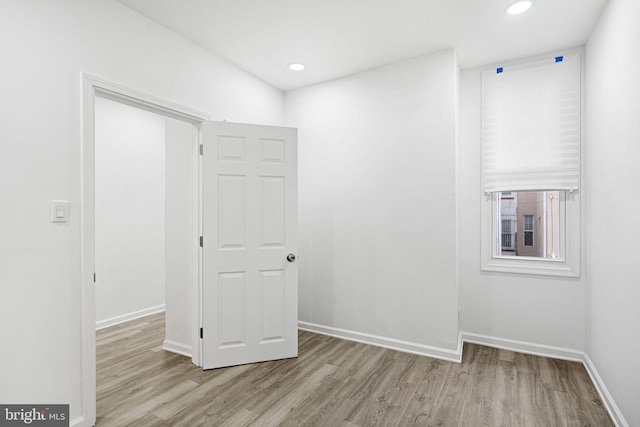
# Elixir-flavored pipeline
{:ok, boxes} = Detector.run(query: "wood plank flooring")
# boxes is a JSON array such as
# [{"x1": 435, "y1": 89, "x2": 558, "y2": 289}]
[{"x1": 97, "y1": 313, "x2": 613, "y2": 426}]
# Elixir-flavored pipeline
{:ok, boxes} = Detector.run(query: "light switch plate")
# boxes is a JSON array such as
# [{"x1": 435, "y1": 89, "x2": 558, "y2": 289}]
[{"x1": 51, "y1": 200, "x2": 69, "y2": 223}]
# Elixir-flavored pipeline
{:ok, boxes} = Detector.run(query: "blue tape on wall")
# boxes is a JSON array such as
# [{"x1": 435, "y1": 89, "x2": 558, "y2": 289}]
[
  {"x1": 496, "y1": 67, "x2": 504, "y2": 74},
  {"x1": 555, "y1": 56, "x2": 564, "y2": 62}
]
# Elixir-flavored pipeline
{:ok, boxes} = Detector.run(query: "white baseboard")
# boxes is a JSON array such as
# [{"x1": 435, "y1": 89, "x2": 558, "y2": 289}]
[
  {"x1": 70, "y1": 415, "x2": 86, "y2": 427},
  {"x1": 163, "y1": 339, "x2": 192, "y2": 358},
  {"x1": 583, "y1": 353, "x2": 629, "y2": 427},
  {"x1": 460, "y1": 332, "x2": 584, "y2": 362},
  {"x1": 95, "y1": 304, "x2": 165, "y2": 330},
  {"x1": 298, "y1": 321, "x2": 461, "y2": 363}
]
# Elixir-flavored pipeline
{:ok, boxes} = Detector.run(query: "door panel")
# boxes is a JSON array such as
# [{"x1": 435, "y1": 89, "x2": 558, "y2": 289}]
[
  {"x1": 218, "y1": 271, "x2": 246, "y2": 348},
  {"x1": 201, "y1": 121, "x2": 297, "y2": 369},
  {"x1": 218, "y1": 175, "x2": 246, "y2": 249},
  {"x1": 260, "y1": 176, "x2": 286, "y2": 248},
  {"x1": 260, "y1": 269, "x2": 286, "y2": 343}
]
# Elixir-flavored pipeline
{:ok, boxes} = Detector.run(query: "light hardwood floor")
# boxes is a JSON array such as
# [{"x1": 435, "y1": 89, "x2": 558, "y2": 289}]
[{"x1": 97, "y1": 313, "x2": 612, "y2": 426}]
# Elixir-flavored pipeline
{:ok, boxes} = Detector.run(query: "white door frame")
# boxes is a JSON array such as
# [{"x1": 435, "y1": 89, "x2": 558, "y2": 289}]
[{"x1": 80, "y1": 74, "x2": 208, "y2": 426}]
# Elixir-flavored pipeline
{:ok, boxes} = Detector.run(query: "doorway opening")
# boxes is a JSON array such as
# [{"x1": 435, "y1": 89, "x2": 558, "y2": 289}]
[
  {"x1": 94, "y1": 97, "x2": 195, "y2": 356},
  {"x1": 81, "y1": 74, "x2": 208, "y2": 426}
]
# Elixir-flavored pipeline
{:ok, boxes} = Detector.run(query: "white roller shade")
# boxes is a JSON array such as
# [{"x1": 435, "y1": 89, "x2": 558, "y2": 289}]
[{"x1": 482, "y1": 55, "x2": 581, "y2": 192}]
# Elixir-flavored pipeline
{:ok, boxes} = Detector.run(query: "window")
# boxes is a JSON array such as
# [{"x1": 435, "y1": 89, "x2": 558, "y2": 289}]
[
  {"x1": 501, "y1": 219, "x2": 513, "y2": 249},
  {"x1": 480, "y1": 52, "x2": 581, "y2": 277},
  {"x1": 523, "y1": 215, "x2": 534, "y2": 247},
  {"x1": 496, "y1": 191, "x2": 561, "y2": 258}
]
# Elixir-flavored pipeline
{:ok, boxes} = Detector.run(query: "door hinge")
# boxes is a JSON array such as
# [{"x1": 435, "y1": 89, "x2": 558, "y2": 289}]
[
  {"x1": 200, "y1": 328, "x2": 203, "y2": 339},
  {"x1": 93, "y1": 272, "x2": 96, "y2": 283},
  {"x1": 199, "y1": 236, "x2": 203, "y2": 247},
  {"x1": 199, "y1": 144, "x2": 203, "y2": 156}
]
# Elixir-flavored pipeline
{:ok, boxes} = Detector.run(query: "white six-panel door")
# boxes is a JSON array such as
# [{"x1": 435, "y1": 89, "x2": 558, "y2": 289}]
[{"x1": 201, "y1": 121, "x2": 297, "y2": 369}]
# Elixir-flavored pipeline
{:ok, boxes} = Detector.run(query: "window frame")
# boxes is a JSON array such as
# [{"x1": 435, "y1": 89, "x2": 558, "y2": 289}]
[{"x1": 481, "y1": 190, "x2": 580, "y2": 277}]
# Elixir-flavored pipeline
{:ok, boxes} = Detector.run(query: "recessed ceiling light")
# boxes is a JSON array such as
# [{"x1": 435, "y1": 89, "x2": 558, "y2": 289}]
[
  {"x1": 506, "y1": 0, "x2": 534, "y2": 15},
  {"x1": 288, "y1": 63, "x2": 305, "y2": 71}
]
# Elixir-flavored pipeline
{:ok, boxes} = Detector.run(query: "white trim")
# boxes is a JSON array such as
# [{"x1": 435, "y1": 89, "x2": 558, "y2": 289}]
[
  {"x1": 80, "y1": 72, "x2": 97, "y2": 427},
  {"x1": 298, "y1": 321, "x2": 462, "y2": 363},
  {"x1": 195, "y1": 123, "x2": 204, "y2": 367},
  {"x1": 583, "y1": 353, "x2": 629, "y2": 427},
  {"x1": 70, "y1": 416, "x2": 86, "y2": 427},
  {"x1": 163, "y1": 340, "x2": 193, "y2": 358},
  {"x1": 81, "y1": 73, "x2": 207, "y2": 427},
  {"x1": 88, "y1": 75, "x2": 208, "y2": 123},
  {"x1": 460, "y1": 332, "x2": 584, "y2": 362},
  {"x1": 95, "y1": 305, "x2": 166, "y2": 330}
]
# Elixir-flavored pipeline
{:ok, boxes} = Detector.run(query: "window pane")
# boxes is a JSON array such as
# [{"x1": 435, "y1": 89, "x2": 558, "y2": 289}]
[
  {"x1": 524, "y1": 231, "x2": 534, "y2": 247},
  {"x1": 497, "y1": 191, "x2": 561, "y2": 258},
  {"x1": 524, "y1": 215, "x2": 534, "y2": 231}
]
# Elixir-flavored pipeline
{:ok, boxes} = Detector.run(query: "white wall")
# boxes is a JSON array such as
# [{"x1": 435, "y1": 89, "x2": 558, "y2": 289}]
[
  {"x1": 3, "y1": 0, "x2": 634, "y2": 423},
  {"x1": 164, "y1": 117, "x2": 196, "y2": 354},
  {"x1": 586, "y1": 0, "x2": 640, "y2": 424},
  {"x1": 95, "y1": 97, "x2": 166, "y2": 327},
  {"x1": 0, "y1": 0, "x2": 282, "y2": 423},
  {"x1": 457, "y1": 68, "x2": 586, "y2": 351},
  {"x1": 285, "y1": 51, "x2": 459, "y2": 351}
]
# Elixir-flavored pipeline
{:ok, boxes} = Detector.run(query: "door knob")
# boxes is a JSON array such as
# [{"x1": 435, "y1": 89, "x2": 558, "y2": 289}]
[{"x1": 287, "y1": 253, "x2": 296, "y2": 262}]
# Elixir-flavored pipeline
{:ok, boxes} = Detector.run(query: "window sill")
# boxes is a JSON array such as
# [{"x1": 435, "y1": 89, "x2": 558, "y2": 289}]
[{"x1": 481, "y1": 256, "x2": 580, "y2": 277}]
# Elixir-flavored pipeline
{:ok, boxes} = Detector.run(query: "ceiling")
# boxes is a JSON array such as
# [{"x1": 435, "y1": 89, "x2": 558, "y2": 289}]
[{"x1": 115, "y1": 0, "x2": 607, "y2": 91}]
